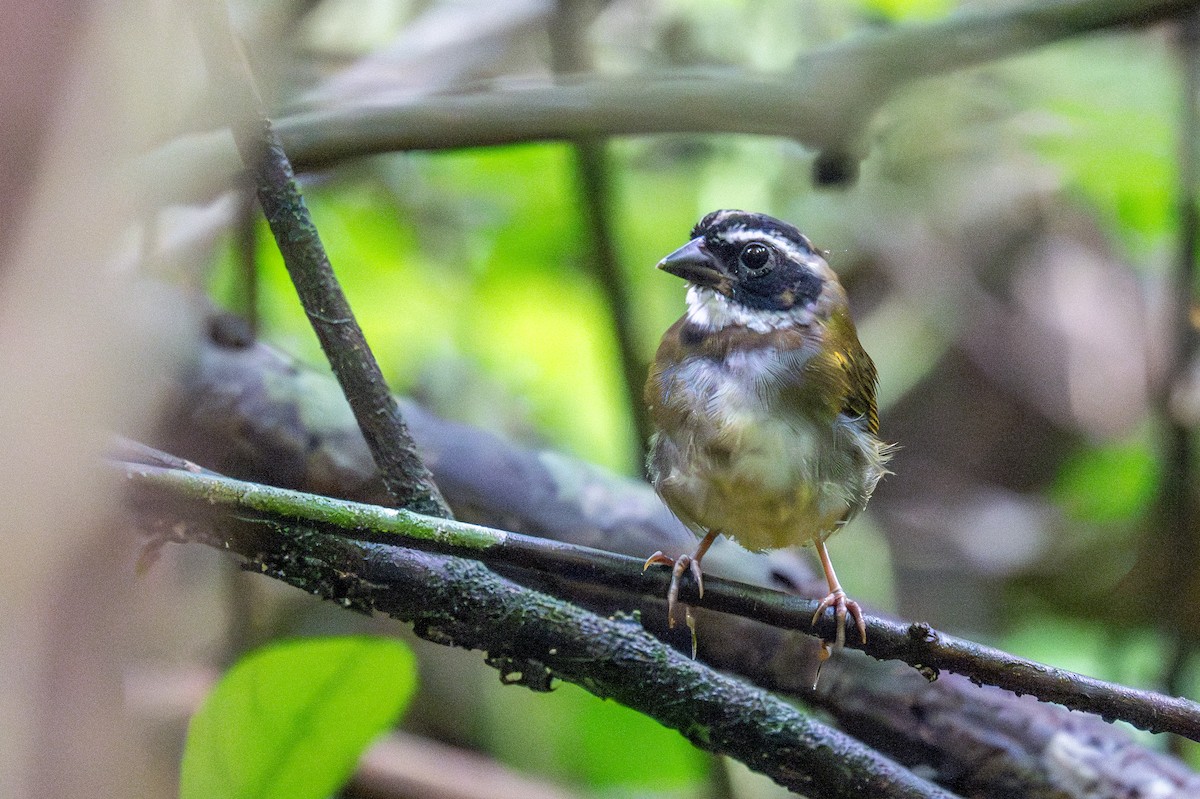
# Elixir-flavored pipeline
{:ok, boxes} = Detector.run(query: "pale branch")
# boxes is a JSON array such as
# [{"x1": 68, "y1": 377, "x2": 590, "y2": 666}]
[
  {"x1": 138, "y1": 0, "x2": 1200, "y2": 205},
  {"x1": 119, "y1": 457, "x2": 1200, "y2": 744},
  {"x1": 125, "y1": 463, "x2": 956, "y2": 799},
  {"x1": 277, "y1": 0, "x2": 1197, "y2": 177},
  {"x1": 189, "y1": 0, "x2": 448, "y2": 518}
]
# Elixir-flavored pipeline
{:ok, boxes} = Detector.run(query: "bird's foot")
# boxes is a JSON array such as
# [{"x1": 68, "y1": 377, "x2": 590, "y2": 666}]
[
  {"x1": 643, "y1": 550, "x2": 705, "y2": 630},
  {"x1": 811, "y1": 589, "x2": 867, "y2": 652},
  {"x1": 810, "y1": 590, "x2": 866, "y2": 689}
]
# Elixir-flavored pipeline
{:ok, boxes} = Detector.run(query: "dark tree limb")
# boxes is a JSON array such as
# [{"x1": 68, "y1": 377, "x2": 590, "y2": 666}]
[
  {"x1": 1159, "y1": 9, "x2": 1200, "y2": 723},
  {"x1": 155, "y1": 331, "x2": 1200, "y2": 798},
  {"x1": 126, "y1": 467, "x2": 957, "y2": 799},
  {"x1": 190, "y1": 0, "x2": 448, "y2": 518},
  {"x1": 120, "y1": 458, "x2": 1200, "y2": 745}
]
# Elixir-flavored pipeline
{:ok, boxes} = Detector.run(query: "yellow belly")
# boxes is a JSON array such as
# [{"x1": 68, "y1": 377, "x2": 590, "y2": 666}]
[
  {"x1": 688, "y1": 475, "x2": 845, "y2": 551},
  {"x1": 651, "y1": 414, "x2": 860, "y2": 552}
]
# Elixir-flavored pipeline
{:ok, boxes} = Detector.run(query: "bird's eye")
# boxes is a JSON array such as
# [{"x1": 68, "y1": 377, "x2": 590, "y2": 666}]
[{"x1": 739, "y1": 242, "x2": 772, "y2": 273}]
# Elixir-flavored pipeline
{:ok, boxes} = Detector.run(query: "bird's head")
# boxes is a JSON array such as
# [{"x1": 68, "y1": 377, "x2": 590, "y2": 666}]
[{"x1": 658, "y1": 210, "x2": 845, "y2": 330}]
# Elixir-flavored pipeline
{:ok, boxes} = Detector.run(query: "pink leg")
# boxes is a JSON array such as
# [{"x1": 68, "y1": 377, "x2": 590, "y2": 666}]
[{"x1": 811, "y1": 540, "x2": 867, "y2": 651}]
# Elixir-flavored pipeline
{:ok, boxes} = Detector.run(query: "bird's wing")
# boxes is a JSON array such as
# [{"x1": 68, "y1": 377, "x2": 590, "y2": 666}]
[{"x1": 773, "y1": 310, "x2": 879, "y2": 435}]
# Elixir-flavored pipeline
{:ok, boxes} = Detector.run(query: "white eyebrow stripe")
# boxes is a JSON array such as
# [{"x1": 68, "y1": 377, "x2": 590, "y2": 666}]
[
  {"x1": 719, "y1": 228, "x2": 764, "y2": 243},
  {"x1": 717, "y1": 229, "x2": 814, "y2": 264}
]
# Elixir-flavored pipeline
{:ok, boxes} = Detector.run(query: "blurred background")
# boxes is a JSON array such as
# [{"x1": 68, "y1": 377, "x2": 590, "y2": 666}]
[{"x1": 2, "y1": 0, "x2": 1198, "y2": 797}]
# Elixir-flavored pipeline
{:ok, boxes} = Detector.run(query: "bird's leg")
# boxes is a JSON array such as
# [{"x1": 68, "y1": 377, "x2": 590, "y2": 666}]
[
  {"x1": 811, "y1": 539, "x2": 867, "y2": 657},
  {"x1": 643, "y1": 529, "x2": 720, "y2": 629}
]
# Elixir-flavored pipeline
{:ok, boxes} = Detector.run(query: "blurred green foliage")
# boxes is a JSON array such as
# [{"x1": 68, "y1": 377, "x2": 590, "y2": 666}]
[
  {"x1": 1053, "y1": 440, "x2": 1161, "y2": 525},
  {"x1": 484, "y1": 681, "x2": 709, "y2": 792},
  {"x1": 1019, "y1": 37, "x2": 1178, "y2": 258},
  {"x1": 859, "y1": 0, "x2": 954, "y2": 21},
  {"x1": 1001, "y1": 614, "x2": 1168, "y2": 695},
  {"x1": 216, "y1": 145, "x2": 637, "y2": 471}
]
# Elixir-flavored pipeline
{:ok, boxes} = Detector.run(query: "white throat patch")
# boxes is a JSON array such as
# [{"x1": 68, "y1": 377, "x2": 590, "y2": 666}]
[{"x1": 685, "y1": 286, "x2": 814, "y2": 333}]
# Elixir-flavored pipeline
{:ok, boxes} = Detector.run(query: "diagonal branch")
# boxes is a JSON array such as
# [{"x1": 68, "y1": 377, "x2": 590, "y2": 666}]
[
  {"x1": 120, "y1": 457, "x2": 1200, "y2": 743},
  {"x1": 189, "y1": 0, "x2": 448, "y2": 517}
]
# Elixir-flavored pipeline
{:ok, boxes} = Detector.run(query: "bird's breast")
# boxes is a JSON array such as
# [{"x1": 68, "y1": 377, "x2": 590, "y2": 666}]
[
  {"x1": 648, "y1": 344, "x2": 877, "y2": 551},
  {"x1": 652, "y1": 346, "x2": 823, "y2": 490}
]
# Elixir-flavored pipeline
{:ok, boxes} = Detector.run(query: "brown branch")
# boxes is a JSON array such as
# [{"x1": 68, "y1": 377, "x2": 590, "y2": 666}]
[
  {"x1": 189, "y1": 0, "x2": 448, "y2": 518},
  {"x1": 353, "y1": 732, "x2": 585, "y2": 799},
  {"x1": 120, "y1": 457, "x2": 1200, "y2": 745}
]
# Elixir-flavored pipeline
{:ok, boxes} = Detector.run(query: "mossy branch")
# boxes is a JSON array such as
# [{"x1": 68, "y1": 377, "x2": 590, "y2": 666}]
[
  {"x1": 124, "y1": 461, "x2": 955, "y2": 799},
  {"x1": 121, "y1": 457, "x2": 1200, "y2": 743}
]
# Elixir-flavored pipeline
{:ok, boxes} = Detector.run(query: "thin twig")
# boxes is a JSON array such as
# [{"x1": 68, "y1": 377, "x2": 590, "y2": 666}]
[
  {"x1": 548, "y1": 0, "x2": 652, "y2": 451},
  {"x1": 1161, "y1": 9, "x2": 1200, "y2": 757},
  {"x1": 121, "y1": 458, "x2": 1200, "y2": 743},
  {"x1": 234, "y1": 182, "x2": 260, "y2": 340},
  {"x1": 190, "y1": 0, "x2": 449, "y2": 518}
]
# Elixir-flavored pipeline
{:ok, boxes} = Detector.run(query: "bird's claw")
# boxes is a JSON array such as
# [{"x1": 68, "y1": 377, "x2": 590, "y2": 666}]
[
  {"x1": 642, "y1": 551, "x2": 674, "y2": 570},
  {"x1": 811, "y1": 589, "x2": 867, "y2": 651},
  {"x1": 643, "y1": 551, "x2": 705, "y2": 630},
  {"x1": 688, "y1": 557, "x2": 704, "y2": 597}
]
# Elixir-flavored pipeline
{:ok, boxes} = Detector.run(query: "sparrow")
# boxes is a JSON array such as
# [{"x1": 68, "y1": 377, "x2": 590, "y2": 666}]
[{"x1": 643, "y1": 209, "x2": 891, "y2": 654}]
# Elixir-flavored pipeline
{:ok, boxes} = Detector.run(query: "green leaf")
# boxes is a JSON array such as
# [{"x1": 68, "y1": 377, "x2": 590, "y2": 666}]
[{"x1": 180, "y1": 636, "x2": 417, "y2": 799}]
